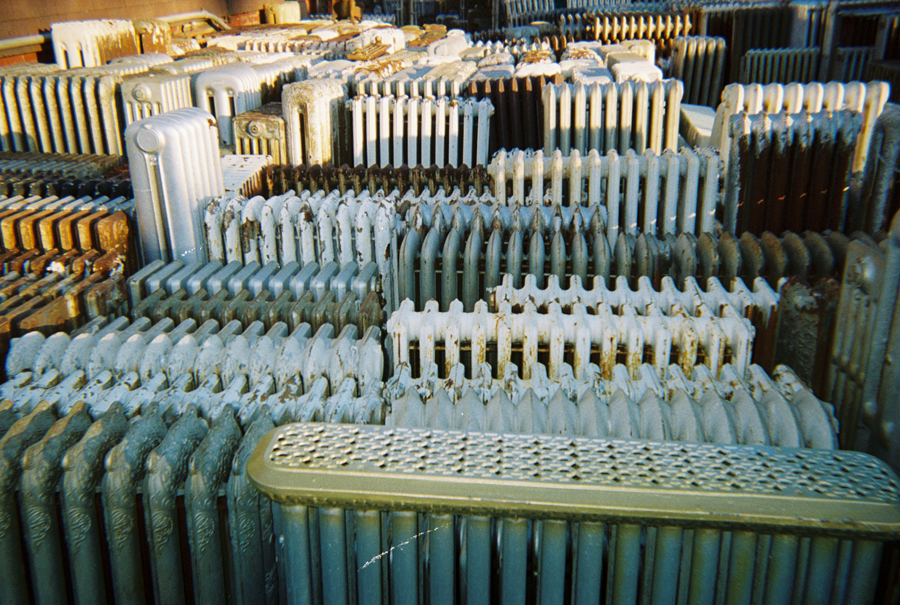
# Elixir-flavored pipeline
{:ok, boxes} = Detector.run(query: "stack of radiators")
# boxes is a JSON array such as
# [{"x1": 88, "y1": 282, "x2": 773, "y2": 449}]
[
  {"x1": 0, "y1": 323, "x2": 384, "y2": 605},
  {"x1": 0, "y1": 190, "x2": 137, "y2": 374},
  {"x1": 4, "y1": 9, "x2": 900, "y2": 603}
]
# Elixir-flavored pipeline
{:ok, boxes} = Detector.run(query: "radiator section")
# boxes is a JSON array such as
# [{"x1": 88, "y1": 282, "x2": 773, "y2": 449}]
[
  {"x1": 193, "y1": 64, "x2": 264, "y2": 147},
  {"x1": 388, "y1": 298, "x2": 755, "y2": 380},
  {"x1": 120, "y1": 73, "x2": 193, "y2": 127},
  {"x1": 283, "y1": 79, "x2": 349, "y2": 166},
  {"x1": 711, "y1": 80, "x2": 891, "y2": 195}
]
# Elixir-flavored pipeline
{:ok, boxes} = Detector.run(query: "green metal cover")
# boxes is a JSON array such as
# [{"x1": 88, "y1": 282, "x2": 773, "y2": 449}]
[{"x1": 249, "y1": 423, "x2": 900, "y2": 540}]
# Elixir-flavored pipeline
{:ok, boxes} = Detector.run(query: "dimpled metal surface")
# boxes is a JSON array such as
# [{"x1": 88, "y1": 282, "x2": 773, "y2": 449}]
[{"x1": 251, "y1": 423, "x2": 900, "y2": 538}]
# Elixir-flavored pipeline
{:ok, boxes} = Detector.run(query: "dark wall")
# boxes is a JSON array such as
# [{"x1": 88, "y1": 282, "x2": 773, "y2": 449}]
[{"x1": 0, "y1": 0, "x2": 231, "y2": 40}]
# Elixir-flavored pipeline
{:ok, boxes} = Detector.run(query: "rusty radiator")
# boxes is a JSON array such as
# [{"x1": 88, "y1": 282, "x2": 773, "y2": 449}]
[
  {"x1": 711, "y1": 81, "x2": 891, "y2": 182},
  {"x1": 726, "y1": 109, "x2": 861, "y2": 236},
  {"x1": 260, "y1": 163, "x2": 491, "y2": 198},
  {"x1": 0, "y1": 170, "x2": 132, "y2": 201},
  {"x1": 388, "y1": 298, "x2": 755, "y2": 382},
  {"x1": 234, "y1": 102, "x2": 288, "y2": 163},
  {"x1": 467, "y1": 75, "x2": 562, "y2": 154},
  {"x1": 249, "y1": 423, "x2": 900, "y2": 605},
  {"x1": 0, "y1": 152, "x2": 123, "y2": 180},
  {"x1": 283, "y1": 79, "x2": 349, "y2": 166},
  {"x1": 579, "y1": 10, "x2": 694, "y2": 56}
]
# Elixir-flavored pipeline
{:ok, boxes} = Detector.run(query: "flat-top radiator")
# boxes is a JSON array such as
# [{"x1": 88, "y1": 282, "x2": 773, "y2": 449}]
[{"x1": 248, "y1": 423, "x2": 900, "y2": 605}]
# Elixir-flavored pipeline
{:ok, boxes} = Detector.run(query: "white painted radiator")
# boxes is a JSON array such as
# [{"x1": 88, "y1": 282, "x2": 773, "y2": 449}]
[
  {"x1": 222, "y1": 154, "x2": 272, "y2": 198},
  {"x1": 125, "y1": 108, "x2": 224, "y2": 264},
  {"x1": 203, "y1": 190, "x2": 399, "y2": 307},
  {"x1": 349, "y1": 95, "x2": 494, "y2": 168},
  {"x1": 388, "y1": 298, "x2": 755, "y2": 380},
  {"x1": 50, "y1": 19, "x2": 139, "y2": 69},
  {"x1": 0, "y1": 65, "x2": 148, "y2": 156},
  {"x1": 541, "y1": 80, "x2": 682, "y2": 156},
  {"x1": 193, "y1": 64, "x2": 264, "y2": 147},
  {"x1": 489, "y1": 147, "x2": 721, "y2": 238},
  {"x1": 119, "y1": 73, "x2": 193, "y2": 127}
]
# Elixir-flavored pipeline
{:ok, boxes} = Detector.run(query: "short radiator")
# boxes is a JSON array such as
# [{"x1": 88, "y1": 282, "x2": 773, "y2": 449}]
[
  {"x1": 119, "y1": 72, "x2": 194, "y2": 127},
  {"x1": 124, "y1": 108, "x2": 224, "y2": 264},
  {"x1": 248, "y1": 423, "x2": 900, "y2": 605},
  {"x1": 283, "y1": 79, "x2": 349, "y2": 166},
  {"x1": 234, "y1": 102, "x2": 288, "y2": 163},
  {"x1": 222, "y1": 154, "x2": 272, "y2": 197},
  {"x1": 541, "y1": 80, "x2": 683, "y2": 155},
  {"x1": 193, "y1": 64, "x2": 264, "y2": 147},
  {"x1": 348, "y1": 95, "x2": 494, "y2": 168}
]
